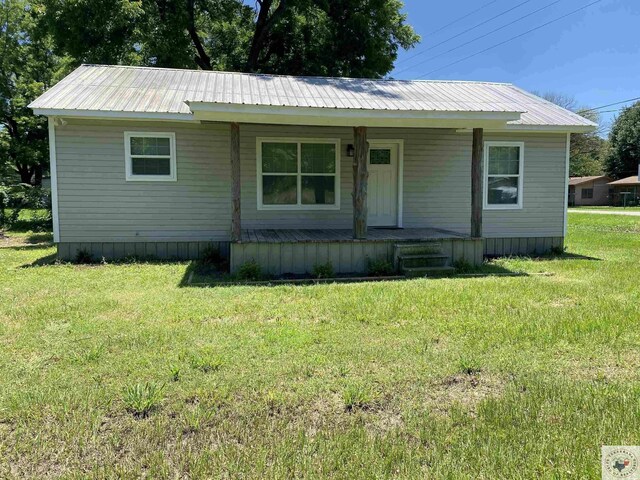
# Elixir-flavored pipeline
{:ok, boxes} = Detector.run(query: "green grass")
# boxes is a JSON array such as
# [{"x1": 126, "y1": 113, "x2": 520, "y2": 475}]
[
  {"x1": 1, "y1": 214, "x2": 640, "y2": 478},
  {"x1": 570, "y1": 205, "x2": 640, "y2": 211}
]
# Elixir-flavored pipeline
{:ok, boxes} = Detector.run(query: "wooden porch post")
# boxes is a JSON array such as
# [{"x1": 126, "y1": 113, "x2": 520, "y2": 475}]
[
  {"x1": 352, "y1": 126, "x2": 369, "y2": 239},
  {"x1": 471, "y1": 127, "x2": 484, "y2": 238},
  {"x1": 231, "y1": 122, "x2": 241, "y2": 242}
]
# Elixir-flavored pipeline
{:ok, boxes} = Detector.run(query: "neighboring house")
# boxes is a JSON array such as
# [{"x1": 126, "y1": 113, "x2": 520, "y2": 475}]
[
  {"x1": 568, "y1": 176, "x2": 613, "y2": 206},
  {"x1": 29, "y1": 65, "x2": 596, "y2": 275},
  {"x1": 608, "y1": 172, "x2": 640, "y2": 206}
]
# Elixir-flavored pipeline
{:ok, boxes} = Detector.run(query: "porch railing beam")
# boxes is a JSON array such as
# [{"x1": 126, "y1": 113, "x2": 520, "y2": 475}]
[
  {"x1": 353, "y1": 126, "x2": 369, "y2": 239},
  {"x1": 231, "y1": 122, "x2": 241, "y2": 242},
  {"x1": 471, "y1": 127, "x2": 483, "y2": 238}
]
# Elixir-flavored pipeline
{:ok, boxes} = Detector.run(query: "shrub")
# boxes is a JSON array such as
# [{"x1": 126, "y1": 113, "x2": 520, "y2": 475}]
[
  {"x1": 342, "y1": 382, "x2": 375, "y2": 412},
  {"x1": 550, "y1": 245, "x2": 566, "y2": 256},
  {"x1": 453, "y1": 259, "x2": 474, "y2": 274},
  {"x1": 236, "y1": 259, "x2": 262, "y2": 281},
  {"x1": 366, "y1": 257, "x2": 395, "y2": 276},
  {"x1": 312, "y1": 261, "x2": 334, "y2": 279},
  {"x1": 74, "y1": 248, "x2": 94, "y2": 264},
  {"x1": 201, "y1": 245, "x2": 228, "y2": 270},
  {"x1": 122, "y1": 382, "x2": 165, "y2": 418}
]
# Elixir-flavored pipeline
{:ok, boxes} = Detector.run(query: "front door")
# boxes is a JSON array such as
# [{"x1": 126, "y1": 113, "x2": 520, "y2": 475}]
[{"x1": 367, "y1": 144, "x2": 398, "y2": 227}]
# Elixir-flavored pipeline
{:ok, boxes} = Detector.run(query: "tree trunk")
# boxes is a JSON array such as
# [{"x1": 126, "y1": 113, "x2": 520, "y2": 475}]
[
  {"x1": 246, "y1": 0, "x2": 287, "y2": 72},
  {"x1": 230, "y1": 122, "x2": 241, "y2": 242},
  {"x1": 471, "y1": 128, "x2": 483, "y2": 238},
  {"x1": 352, "y1": 126, "x2": 369, "y2": 239},
  {"x1": 17, "y1": 164, "x2": 34, "y2": 185}
]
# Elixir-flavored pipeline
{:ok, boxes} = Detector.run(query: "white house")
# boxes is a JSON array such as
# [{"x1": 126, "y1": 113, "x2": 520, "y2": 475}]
[{"x1": 30, "y1": 64, "x2": 596, "y2": 275}]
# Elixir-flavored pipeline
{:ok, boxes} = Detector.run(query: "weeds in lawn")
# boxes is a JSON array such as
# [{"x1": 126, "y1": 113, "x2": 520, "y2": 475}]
[
  {"x1": 182, "y1": 404, "x2": 216, "y2": 434},
  {"x1": 189, "y1": 351, "x2": 224, "y2": 373},
  {"x1": 458, "y1": 356, "x2": 482, "y2": 375},
  {"x1": 122, "y1": 382, "x2": 165, "y2": 418},
  {"x1": 342, "y1": 382, "x2": 375, "y2": 412},
  {"x1": 169, "y1": 365, "x2": 181, "y2": 382}
]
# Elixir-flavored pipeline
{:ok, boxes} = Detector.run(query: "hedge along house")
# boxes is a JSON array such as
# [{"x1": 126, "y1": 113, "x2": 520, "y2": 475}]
[{"x1": 30, "y1": 65, "x2": 596, "y2": 275}]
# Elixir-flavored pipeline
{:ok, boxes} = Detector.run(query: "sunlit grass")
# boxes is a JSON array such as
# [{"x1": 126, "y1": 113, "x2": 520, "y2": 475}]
[{"x1": 0, "y1": 213, "x2": 639, "y2": 478}]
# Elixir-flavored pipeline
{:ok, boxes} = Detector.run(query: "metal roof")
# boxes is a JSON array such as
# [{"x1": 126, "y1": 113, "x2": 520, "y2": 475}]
[
  {"x1": 569, "y1": 176, "x2": 611, "y2": 186},
  {"x1": 30, "y1": 64, "x2": 596, "y2": 130}
]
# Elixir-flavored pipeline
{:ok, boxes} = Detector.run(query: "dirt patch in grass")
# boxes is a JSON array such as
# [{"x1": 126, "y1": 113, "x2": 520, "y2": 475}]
[{"x1": 429, "y1": 373, "x2": 505, "y2": 416}]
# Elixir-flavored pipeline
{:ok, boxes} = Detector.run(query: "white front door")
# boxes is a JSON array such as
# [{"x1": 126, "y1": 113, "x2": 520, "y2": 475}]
[{"x1": 367, "y1": 144, "x2": 398, "y2": 227}]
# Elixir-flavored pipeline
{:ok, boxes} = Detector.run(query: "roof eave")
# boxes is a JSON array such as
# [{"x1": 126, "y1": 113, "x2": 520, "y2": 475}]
[
  {"x1": 31, "y1": 108, "x2": 196, "y2": 122},
  {"x1": 185, "y1": 101, "x2": 522, "y2": 128}
]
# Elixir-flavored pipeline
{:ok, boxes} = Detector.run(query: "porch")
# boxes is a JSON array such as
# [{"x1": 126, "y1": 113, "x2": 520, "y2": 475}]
[{"x1": 230, "y1": 227, "x2": 483, "y2": 276}]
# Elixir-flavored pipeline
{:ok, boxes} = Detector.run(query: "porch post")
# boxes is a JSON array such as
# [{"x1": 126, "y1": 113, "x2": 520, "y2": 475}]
[
  {"x1": 231, "y1": 122, "x2": 241, "y2": 242},
  {"x1": 352, "y1": 126, "x2": 369, "y2": 239},
  {"x1": 471, "y1": 127, "x2": 483, "y2": 238}
]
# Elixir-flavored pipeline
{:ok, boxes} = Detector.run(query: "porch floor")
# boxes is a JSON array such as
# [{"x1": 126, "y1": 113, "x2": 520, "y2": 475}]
[{"x1": 238, "y1": 227, "x2": 468, "y2": 243}]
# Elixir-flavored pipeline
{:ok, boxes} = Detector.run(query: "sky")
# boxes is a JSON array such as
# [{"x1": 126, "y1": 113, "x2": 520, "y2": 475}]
[{"x1": 392, "y1": 0, "x2": 640, "y2": 135}]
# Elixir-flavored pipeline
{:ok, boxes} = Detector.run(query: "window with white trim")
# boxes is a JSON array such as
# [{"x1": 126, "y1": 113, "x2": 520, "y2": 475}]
[
  {"x1": 125, "y1": 132, "x2": 176, "y2": 181},
  {"x1": 257, "y1": 138, "x2": 340, "y2": 210},
  {"x1": 484, "y1": 141, "x2": 524, "y2": 209}
]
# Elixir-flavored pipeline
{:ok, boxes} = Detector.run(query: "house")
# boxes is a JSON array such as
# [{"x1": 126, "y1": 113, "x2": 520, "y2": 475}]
[
  {"x1": 568, "y1": 175, "x2": 613, "y2": 206},
  {"x1": 608, "y1": 171, "x2": 640, "y2": 206},
  {"x1": 29, "y1": 65, "x2": 596, "y2": 275}
]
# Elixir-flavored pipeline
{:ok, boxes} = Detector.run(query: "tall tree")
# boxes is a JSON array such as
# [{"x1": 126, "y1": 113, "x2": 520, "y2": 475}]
[
  {"x1": 1, "y1": 0, "x2": 71, "y2": 185},
  {"x1": 604, "y1": 102, "x2": 640, "y2": 179},
  {"x1": 36, "y1": 0, "x2": 419, "y2": 78},
  {"x1": 537, "y1": 92, "x2": 607, "y2": 177}
]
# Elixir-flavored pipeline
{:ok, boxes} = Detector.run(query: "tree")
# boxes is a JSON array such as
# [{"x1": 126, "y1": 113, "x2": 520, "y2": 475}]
[
  {"x1": 0, "y1": 0, "x2": 71, "y2": 185},
  {"x1": 537, "y1": 92, "x2": 607, "y2": 177},
  {"x1": 604, "y1": 102, "x2": 640, "y2": 179},
  {"x1": 36, "y1": 0, "x2": 419, "y2": 78}
]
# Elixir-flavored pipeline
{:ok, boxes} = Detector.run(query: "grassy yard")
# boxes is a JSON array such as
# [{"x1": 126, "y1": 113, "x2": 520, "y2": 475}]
[
  {"x1": 1, "y1": 214, "x2": 640, "y2": 478},
  {"x1": 570, "y1": 205, "x2": 640, "y2": 211}
]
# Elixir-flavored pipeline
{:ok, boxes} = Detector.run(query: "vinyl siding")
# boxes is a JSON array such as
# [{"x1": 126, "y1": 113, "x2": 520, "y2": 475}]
[
  {"x1": 55, "y1": 119, "x2": 230, "y2": 242},
  {"x1": 54, "y1": 120, "x2": 567, "y2": 242}
]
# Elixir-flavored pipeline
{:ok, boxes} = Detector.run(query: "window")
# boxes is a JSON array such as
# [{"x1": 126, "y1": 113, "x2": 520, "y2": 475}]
[
  {"x1": 484, "y1": 141, "x2": 524, "y2": 209},
  {"x1": 581, "y1": 188, "x2": 594, "y2": 199},
  {"x1": 257, "y1": 138, "x2": 340, "y2": 210},
  {"x1": 125, "y1": 132, "x2": 176, "y2": 181}
]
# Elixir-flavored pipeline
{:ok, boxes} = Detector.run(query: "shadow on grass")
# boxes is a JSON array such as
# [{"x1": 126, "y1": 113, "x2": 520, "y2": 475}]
[{"x1": 180, "y1": 259, "x2": 533, "y2": 288}]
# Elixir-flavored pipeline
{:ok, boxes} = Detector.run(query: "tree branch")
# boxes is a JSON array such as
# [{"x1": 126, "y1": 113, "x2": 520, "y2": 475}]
[
  {"x1": 246, "y1": 0, "x2": 287, "y2": 72},
  {"x1": 186, "y1": 0, "x2": 212, "y2": 70}
]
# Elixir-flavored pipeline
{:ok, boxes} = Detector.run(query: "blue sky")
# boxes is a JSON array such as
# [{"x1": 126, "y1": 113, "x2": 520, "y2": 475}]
[{"x1": 392, "y1": 0, "x2": 640, "y2": 134}]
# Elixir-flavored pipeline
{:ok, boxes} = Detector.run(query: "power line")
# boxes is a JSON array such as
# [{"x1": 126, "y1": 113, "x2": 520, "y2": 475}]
[
  {"x1": 415, "y1": 0, "x2": 604, "y2": 79},
  {"x1": 425, "y1": 0, "x2": 501, "y2": 38},
  {"x1": 580, "y1": 96, "x2": 640, "y2": 113},
  {"x1": 395, "y1": 0, "x2": 562, "y2": 75},
  {"x1": 397, "y1": 0, "x2": 534, "y2": 66}
]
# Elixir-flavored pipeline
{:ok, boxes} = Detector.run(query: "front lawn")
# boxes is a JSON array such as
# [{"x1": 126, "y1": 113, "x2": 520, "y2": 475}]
[
  {"x1": 1, "y1": 214, "x2": 639, "y2": 478},
  {"x1": 570, "y1": 205, "x2": 640, "y2": 211}
]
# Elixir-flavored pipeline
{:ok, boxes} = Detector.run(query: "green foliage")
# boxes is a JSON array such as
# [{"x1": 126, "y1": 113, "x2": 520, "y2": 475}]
[
  {"x1": 36, "y1": 0, "x2": 418, "y2": 78},
  {"x1": 453, "y1": 259, "x2": 474, "y2": 274},
  {"x1": 457, "y1": 356, "x2": 482, "y2": 375},
  {"x1": 342, "y1": 382, "x2": 375, "y2": 412},
  {"x1": 366, "y1": 257, "x2": 395, "y2": 276},
  {"x1": 169, "y1": 365, "x2": 181, "y2": 382},
  {"x1": 189, "y1": 351, "x2": 224, "y2": 373},
  {"x1": 74, "y1": 248, "x2": 94, "y2": 264},
  {"x1": 122, "y1": 382, "x2": 165, "y2": 418},
  {"x1": 312, "y1": 261, "x2": 334, "y2": 279},
  {"x1": 1, "y1": 0, "x2": 72, "y2": 185},
  {"x1": 605, "y1": 102, "x2": 640, "y2": 179},
  {"x1": 236, "y1": 260, "x2": 262, "y2": 281}
]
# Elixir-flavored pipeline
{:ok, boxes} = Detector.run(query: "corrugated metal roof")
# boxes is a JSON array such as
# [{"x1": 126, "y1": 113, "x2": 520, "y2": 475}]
[
  {"x1": 569, "y1": 176, "x2": 611, "y2": 186},
  {"x1": 30, "y1": 64, "x2": 596, "y2": 128}
]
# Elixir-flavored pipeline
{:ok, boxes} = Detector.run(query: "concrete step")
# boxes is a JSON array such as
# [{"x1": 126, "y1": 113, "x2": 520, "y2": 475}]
[
  {"x1": 398, "y1": 253, "x2": 449, "y2": 268},
  {"x1": 394, "y1": 242, "x2": 442, "y2": 255},
  {"x1": 402, "y1": 266, "x2": 456, "y2": 278}
]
